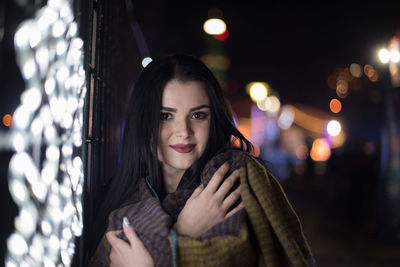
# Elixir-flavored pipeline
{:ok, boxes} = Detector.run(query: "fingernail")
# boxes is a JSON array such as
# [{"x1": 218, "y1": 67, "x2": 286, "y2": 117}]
[{"x1": 123, "y1": 216, "x2": 131, "y2": 227}]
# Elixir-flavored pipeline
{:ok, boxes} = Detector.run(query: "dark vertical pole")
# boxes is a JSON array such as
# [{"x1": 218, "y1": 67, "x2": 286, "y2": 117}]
[
  {"x1": 75, "y1": 0, "x2": 145, "y2": 265},
  {"x1": 378, "y1": 68, "x2": 400, "y2": 242}
]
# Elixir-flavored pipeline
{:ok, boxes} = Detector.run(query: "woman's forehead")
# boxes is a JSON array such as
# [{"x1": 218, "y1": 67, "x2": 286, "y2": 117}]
[{"x1": 161, "y1": 79, "x2": 210, "y2": 107}]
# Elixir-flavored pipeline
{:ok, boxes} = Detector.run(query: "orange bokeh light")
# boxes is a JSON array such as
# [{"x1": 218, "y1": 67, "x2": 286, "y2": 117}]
[
  {"x1": 310, "y1": 138, "x2": 331, "y2": 162},
  {"x1": 329, "y1": 98, "x2": 342, "y2": 113},
  {"x1": 2, "y1": 114, "x2": 12, "y2": 127}
]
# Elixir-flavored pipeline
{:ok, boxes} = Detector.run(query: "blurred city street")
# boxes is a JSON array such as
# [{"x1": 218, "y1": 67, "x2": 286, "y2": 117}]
[{"x1": 282, "y1": 173, "x2": 400, "y2": 267}]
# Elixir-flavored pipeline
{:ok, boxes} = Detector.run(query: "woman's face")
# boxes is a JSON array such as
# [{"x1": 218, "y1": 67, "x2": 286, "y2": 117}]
[{"x1": 157, "y1": 79, "x2": 211, "y2": 177}]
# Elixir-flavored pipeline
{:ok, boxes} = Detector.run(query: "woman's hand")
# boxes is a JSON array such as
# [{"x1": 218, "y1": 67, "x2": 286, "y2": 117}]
[
  {"x1": 174, "y1": 162, "x2": 243, "y2": 238},
  {"x1": 106, "y1": 217, "x2": 154, "y2": 267}
]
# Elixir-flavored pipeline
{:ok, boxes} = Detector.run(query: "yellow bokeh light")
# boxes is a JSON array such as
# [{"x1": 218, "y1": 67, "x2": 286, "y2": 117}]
[
  {"x1": 203, "y1": 18, "x2": 226, "y2": 35},
  {"x1": 248, "y1": 82, "x2": 268, "y2": 102}
]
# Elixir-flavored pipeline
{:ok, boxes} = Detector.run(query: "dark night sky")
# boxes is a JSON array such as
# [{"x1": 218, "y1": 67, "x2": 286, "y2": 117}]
[{"x1": 132, "y1": 1, "x2": 400, "y2": 108}]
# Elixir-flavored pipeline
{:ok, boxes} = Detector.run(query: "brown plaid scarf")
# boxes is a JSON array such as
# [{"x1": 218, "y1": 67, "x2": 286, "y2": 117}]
[{"x1": 88, "y1": 150, "x2": 316, "y2": 267}]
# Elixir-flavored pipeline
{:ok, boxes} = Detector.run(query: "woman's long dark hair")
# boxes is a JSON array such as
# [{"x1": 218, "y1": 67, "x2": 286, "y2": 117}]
[{"x1": 87, "y1": 53, "x2": 252, "y2": 256}]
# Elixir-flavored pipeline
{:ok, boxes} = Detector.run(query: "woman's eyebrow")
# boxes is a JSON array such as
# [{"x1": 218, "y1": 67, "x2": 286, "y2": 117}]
[
  {"x1": 189, "y1": 105, "x2": 210, "y2": 112},
  {"x1": 160, "y1": 105, "x2": 210, "y2": 112},
  {"x1": 160, "y1": 106, "x2": 177, "y2": 112}
]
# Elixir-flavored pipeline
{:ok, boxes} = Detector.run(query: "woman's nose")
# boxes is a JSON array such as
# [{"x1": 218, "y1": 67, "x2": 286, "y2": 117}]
[{"x1": 175, "y1": 118, "x2": 192, "y2": 138}]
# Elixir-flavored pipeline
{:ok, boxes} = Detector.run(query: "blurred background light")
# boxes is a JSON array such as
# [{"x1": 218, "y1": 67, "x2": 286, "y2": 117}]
[
  {"x1": 349, "y1": 63, "x2": 362, "y2": 78},
  {"x1": 2, "y1": 114, "x2": 12, "y2": 127},
  {"x1": 295, "y1": 145, "x2": 309, "y2": 161},
  {"x1": 4, "y1": 0, "x2": 86, "y2": 266},
  {"x1": 141, "y1": 57, "x2": 152, "y2": 67},
  {"x1": 327, "y1": 119, "x2": 341, "y2": 136},
  {"x1": 213, "y1": 29, "x2": 229, "y2": 41},
  {"x1": 364, "y1": 64, "x2": 379, "y2": 82},
  {"x1": 336, "y1": 79, "x2": 349, "y2": 98},
  {"x1": 258, "y1": 95, "x2": 280, "y2": 113},
  {"x1": 310, "y1": 138, "x2": 331, "y2": 162},
  {"x1": 291, "y1": 105, "x2": 325, "y2": 134},
  {"x1": 247, "y1": 82, "x2": 268, "y2": 102},
  {"x1": 378, "y1": 48, "x2": 391, "y2": 63},
  {"x1": 329, "y1": 98, "x2": 342, "y2": 113},
  {"x1": 389, "y1": 49, "x2": 400, "y2": 63},
  {"x1": 203, "y1": 18, "x2": 226, "y2": 35},
  {"x1": 277, "y1": 105, "x2": 295, "y2": 129}
]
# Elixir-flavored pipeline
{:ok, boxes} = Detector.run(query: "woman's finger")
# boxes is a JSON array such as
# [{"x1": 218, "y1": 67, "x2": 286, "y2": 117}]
[
  {"x1": 122, "y1": 216, "x2": 141, "y2": 246},
  {"x1": 188, "y1": 184, "x2": 204, "y2": 200},
  {"x1": 215, "y1": 169, "x2": 240, "y2": 201},
  {"x1": 225, "y1": 201, "x2": 244, "y2": 219},
  {"x1": 206, "y1": 162, "x2": 230, "y2": 192},
  {"x1": 106, "y1": 230, "x2": 123, "y2": 246},
  {"x1": 221, "y1": 184, "x2": 241, "y2": 211}
]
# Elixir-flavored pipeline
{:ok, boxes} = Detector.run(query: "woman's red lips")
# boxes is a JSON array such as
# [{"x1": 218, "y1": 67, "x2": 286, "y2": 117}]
[{"x1": 170, "y1": 144, "x2": 196, "y2": 153}]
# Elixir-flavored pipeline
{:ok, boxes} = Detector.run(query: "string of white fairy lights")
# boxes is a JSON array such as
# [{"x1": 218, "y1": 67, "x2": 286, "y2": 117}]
[{"x1": 5, "y1": 0, "x2": 86, "y2": 266}]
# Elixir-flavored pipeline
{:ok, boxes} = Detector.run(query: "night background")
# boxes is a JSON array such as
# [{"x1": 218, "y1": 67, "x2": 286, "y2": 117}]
[{"x1": 1, "y1": 0, "x2": 400, "y2": 266}]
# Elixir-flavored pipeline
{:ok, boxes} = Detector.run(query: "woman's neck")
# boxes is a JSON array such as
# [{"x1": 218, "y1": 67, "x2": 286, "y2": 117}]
[{"x1": 162, "y1": 166, "x2": 185, "y2": 193}]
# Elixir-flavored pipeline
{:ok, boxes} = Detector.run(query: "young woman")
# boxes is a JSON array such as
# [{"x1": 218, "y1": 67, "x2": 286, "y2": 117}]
[{"x1": 88, "y1": 53, "x2": 316, "y2": 267}]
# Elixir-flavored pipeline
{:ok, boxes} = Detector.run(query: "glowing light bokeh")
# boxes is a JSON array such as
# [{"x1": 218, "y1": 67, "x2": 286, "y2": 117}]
[
  {"x1": 295, "y1": 145, "x2": 309, "y2": 161},
  {"x1": 290, "y1": 106, "x2": 325, "y2": 134},
  {"x1": 2, "y1": 114, "x2": 12, "y2": 127},
  {"x1": 364, "y1": 64, "x2": 379, "y2": 82},
  {"x1": 203, "y1": 18, "x2": 227, "y2": 35},
  {"x1": 213, "y1": 29, "x2": 229, "y2": 41},
  {"x1": 142, "y1": 57, "x2": 152, "y2": 68},
  {"x1": 390, "y1": 50, "x2": 400, "y2": 63},
  {"x1": 378, "y1": 48, "x2": 391, "y2": 64},
  {"x1": 327, "y1": 119, "x2": 341, "y2": 136},
  {"x1": 277, "y1": 105, "x2": 295, "y2": 129},
  {"x1": 336, "y1": 79, "x2": 348, "y2": 98},
  {"x1": 310, "y1": 138, "x2": 331, "y2": 162},
  {"x1": 349, "y1": 63, "x2": 362, "y2": 78},
  {"x1": 247, "y1": 82, "x2": 268, "y2": 102},
  {"x1": 5, "y1": 0, "x2": 86, "y2": 266},
  {"x1": 258, "y1": 96, "x2": 280, "y2": 113},
  {"x1": 329, "y1": 98, "x2": 342, "y2": 114}
]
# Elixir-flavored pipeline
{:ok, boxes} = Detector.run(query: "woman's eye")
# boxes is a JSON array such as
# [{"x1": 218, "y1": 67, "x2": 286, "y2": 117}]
[
  {"x1": 191, "y1": 112, "x2": 208, "y2": 120},
  {"x1": 160, "y1": 113, "x2": 172, "y2": 121}
]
